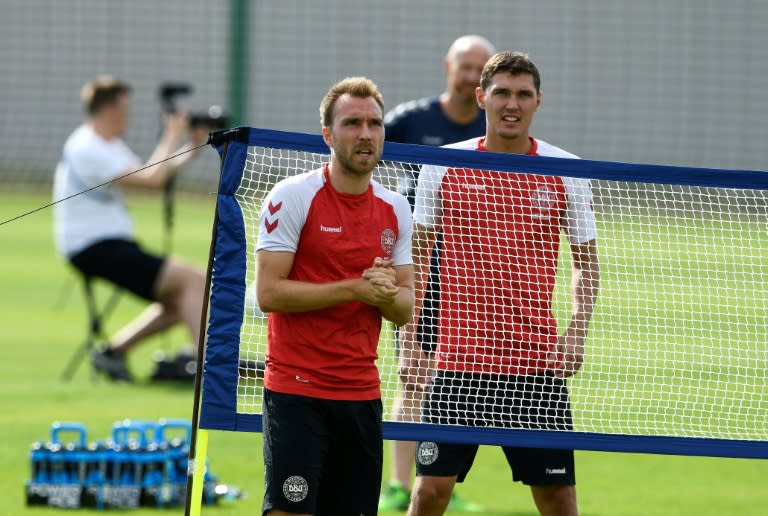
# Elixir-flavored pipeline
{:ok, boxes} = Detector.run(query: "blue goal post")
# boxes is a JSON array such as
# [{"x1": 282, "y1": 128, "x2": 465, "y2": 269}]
[{"x1": 191, "y1": 126, "x2": 768, "y2": 466}]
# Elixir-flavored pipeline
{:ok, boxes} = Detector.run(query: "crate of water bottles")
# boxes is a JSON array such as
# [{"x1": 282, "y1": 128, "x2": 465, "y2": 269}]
[{"x1": 25, "y1": 419, "x2": 221, "y2": 509}]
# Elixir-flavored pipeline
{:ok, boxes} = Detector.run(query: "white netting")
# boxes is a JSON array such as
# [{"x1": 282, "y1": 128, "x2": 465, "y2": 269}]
[{"x1": 233, "y1": 144, "x2": 768, "y2": 442}]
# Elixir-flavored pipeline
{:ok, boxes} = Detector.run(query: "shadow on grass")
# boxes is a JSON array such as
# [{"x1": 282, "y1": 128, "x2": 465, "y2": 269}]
[{"x1": 135, "y1": 379, "x2": 196, "y2": 392}]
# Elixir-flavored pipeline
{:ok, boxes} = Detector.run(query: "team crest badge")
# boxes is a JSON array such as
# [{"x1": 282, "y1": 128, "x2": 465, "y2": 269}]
[
  {"x1": 416, "y1": 441, "x2": 439, "y2": 465},
  {"x1": 530, "y1": 185, "x2": 558, "y2": 219},
  {"x1": 283, "y1": 475, "x2": 309, "y2": 502},
  {"x1": 380, "y1": 228, "x2": 396, "y2": 257}
]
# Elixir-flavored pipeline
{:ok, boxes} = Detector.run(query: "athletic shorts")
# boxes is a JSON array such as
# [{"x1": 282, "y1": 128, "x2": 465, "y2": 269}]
[
  {"x1": 69, "y1": 239, "x2": 165, "y2": 302},
  {"x1": 415, "y1": 371, "x2": 575, "y2": 486},
  {"x1": 261, "y1": 389, "x2": 383, "y2": 516}
]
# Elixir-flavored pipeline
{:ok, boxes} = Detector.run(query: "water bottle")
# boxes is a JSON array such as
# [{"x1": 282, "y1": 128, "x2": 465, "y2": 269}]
[
  {"x1": 156, "y1": 419, "x2": 192, "y2": 505},
  {"x1": 139, "y1": 442, "x2": 167, "y2": 507},
  {"x1": 30, "y1": 440, "x2": 50, "y2": 484},
  {"x1": 25, "y1": 440, "x2": 51, "y2": 506},
  {"x1": 108, "y1": 419, "x2": 157, "y2": 508},
  {"x1": 48, "y1": 443, "x2": 68, "y2": 484},
  {"x1": 81, "y1": 441, "x2": 107, "y2": 509},
  {"x1": 49, "y1": 421, "x2": 87, "y2": 486}
]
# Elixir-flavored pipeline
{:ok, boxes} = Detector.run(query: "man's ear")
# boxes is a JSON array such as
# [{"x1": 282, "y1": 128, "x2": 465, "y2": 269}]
[
  {"x1": 322, "y1": 126, "x2": 332, "y2": 147},
  {"x1": 475, "y1": 86, "x2": 486, "y2": 109}
]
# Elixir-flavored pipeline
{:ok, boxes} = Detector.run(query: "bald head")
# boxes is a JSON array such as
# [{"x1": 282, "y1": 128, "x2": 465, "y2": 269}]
[
  {"x1": 446, "y1": 35, "x2": 496, "y2": 62},
  {"x1": 444, "y1": 35, "x2": 496, "y2": 102}
]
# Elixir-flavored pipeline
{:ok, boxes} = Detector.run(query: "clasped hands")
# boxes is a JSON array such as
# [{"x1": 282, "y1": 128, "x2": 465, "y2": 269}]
[{"x1": 360, "y1": 257, "x2": 399, "y2": 307}]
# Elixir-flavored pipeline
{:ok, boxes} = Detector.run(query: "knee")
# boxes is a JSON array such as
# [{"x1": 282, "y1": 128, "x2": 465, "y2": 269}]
[
  {"x1": 156, "y1": 260, "x2": 205, "y2": 305},
  {"x1": 531, "y1": 484, "x2": 577, "y2": 515},
  {"x1": 186, "y1": 267, "x2": 206, "y2": 294},
  {"x1": 174, "y1": 262, "x2": 205, "y2": 295},
  {"x1": 410, "y1": 478, "x2": 453, "y2": 511}
]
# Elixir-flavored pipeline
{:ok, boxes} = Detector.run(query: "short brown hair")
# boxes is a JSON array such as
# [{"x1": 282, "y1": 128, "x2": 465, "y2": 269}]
[
  {"x1": 480, "y1": 51, "x2": 541, "y2": 93},
  {"x1": 81, "y1": 75, "x2": 131, "y2": 115},
  {"x1": 319, "y1": 77, "x2": 384, "y2": 128}
]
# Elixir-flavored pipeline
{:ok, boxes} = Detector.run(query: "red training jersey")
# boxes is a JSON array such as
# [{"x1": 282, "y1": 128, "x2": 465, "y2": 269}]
[
  {"x1": 413, "y1": 137, "x2": 596, "y2": 375},
  {"x1": 256, "y1": 165, "x2": 413, "y2": 400}
]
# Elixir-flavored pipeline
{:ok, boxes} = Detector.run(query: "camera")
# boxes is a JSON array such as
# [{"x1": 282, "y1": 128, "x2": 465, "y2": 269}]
[
  {"x1": 159, "y1": 82, "x2": 191, "y2": 112},
  {"x1": 189, "y1": 105, "x2": 230, "y2": 130},
  {"x1": 158, "y1": 82, "x2": 230, "y2": 130}
]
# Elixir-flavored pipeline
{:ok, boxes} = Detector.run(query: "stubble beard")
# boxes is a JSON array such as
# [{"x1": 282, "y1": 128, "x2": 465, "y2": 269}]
[{"x1": 337, "y1": 148, "x2": 381, "y2": 178}]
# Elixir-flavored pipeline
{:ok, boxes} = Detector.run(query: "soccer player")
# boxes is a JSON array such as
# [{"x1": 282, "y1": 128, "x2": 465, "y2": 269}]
[
  {"x1": 256, "y1": 77, "x2": 415, "y2": 516},
  {"x1": 380, "y1": 34, "x2": 495, "y2": 513},
  {"x1": 53, "y1": 76, "x2": 208, "y2": 382},
  {"x1": 401, "y1": 51, "x2": 600, "y2": 516}
]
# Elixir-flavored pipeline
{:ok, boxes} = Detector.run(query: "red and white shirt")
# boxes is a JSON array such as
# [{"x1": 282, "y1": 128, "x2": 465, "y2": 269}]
[
  {"x1": 257, "y1": 165, "x2": 413, "y2": 400},
  {"x1": 414, "y1": 137, "x2": 597, "y2": 375}
]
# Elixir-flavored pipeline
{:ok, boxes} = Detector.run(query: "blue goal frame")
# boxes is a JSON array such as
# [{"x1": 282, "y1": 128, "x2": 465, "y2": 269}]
[{"x1": 197, "y1": 126, "x2": 768, "y2": 460}]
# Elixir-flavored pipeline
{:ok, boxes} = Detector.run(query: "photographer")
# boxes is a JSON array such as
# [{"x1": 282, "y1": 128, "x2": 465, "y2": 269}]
[{"x1": 52, "y1": 75, "x2": 210, "y2": 382}]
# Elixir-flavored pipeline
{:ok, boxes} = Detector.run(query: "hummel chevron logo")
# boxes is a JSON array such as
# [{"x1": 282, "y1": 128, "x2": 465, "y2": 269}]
[
  {"x1": 268, "y1": 201, "x2": 283, "y2": 215},
  {"x1": 264, "y1": 217, "x2": 278, "y2": 234},
  {"x1": 264, "y1": 200, "x2": 282, "y2": 233}
]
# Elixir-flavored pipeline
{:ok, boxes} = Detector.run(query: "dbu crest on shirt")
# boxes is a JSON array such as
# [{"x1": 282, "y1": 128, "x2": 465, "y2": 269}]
[
  {"x1": 380, "y1": 228, "x2": 396, "y2": 257},
  {"x1": 530, "y1": 185, "x2": 559, "y2": 219}
]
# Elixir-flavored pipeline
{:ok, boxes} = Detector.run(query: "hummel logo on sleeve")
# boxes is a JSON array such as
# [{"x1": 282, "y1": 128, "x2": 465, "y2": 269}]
[
  {"x1": 264, "y1": 200, "x2": 282, "y2": 233},
  {"x1": 264, "y1": 218, "x2": 279, "y2": 233},
  {"x1": 268, "y1": 200, "x2": 283, "y2": 214}
]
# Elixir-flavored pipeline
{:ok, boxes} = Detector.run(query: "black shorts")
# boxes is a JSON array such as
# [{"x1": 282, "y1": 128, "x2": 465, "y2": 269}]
[
  {"x1": 261, "y1": 389, "x2": 383, "y2": 516},
  {"x1": 415, "y1": 371, "x2": 575, "y2": 486},
  {"x1": 69, "y1": 239, "x2": 165, "y2": 301}
]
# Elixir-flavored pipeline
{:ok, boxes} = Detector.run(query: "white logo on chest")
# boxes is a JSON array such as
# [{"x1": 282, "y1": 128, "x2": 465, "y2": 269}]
[
  {"x1": 320, "y1": 224, "x2": 342, "y2": 233},
  {"x1": 530, "y1": 185, "x2": 558, "y2": 219}
]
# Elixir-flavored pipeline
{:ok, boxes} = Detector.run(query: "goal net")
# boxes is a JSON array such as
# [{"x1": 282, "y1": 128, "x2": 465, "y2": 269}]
[{"x1": 198, "y1": 127, "x2": 768, "y2": 459}]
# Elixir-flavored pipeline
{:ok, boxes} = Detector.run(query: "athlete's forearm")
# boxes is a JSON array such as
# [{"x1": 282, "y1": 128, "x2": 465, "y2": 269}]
[
  {"x1": 570, "y1": 245, "x2": 600, "y2": 331},
  {"x1": 400, "y1": 224, "x2": 437, "y2": 335},
  {"x1": 258, "y1": 276, "x2": 365, "y2": 313},
  {"x1": 555, "y1": 240, "x2": 600, "y2": 377},
  {"x1": 378, "y1": 284, "x2": 415, "y2": 327}
]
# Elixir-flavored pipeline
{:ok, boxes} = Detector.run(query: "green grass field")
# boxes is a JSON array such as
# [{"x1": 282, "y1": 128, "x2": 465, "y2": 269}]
[{"x1": 2, "y1": 190, "x2": 768, "y2": 515}]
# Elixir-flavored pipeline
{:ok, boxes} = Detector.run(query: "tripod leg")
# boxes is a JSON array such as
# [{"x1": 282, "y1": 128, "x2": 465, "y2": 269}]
[
  {"x1": 60, "y1": 336, "x2": 94, "y2": 381},
  {"x1": 60, "y1": 276, "x2": 119, "y2": 382}
]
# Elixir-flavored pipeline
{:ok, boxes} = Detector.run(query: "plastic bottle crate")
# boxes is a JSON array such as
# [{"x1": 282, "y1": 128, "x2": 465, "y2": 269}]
[
  {"x1": 25, "y1": 422, "x2": 87, "y2": 508},
  {"x1": 25, "y1": 419, "x2": 232, "y2": 510}
]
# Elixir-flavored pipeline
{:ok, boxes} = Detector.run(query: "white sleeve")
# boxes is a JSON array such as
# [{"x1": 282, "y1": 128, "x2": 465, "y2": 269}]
[
  {"x1": 563, "y1": 177, "x2": 598, "y2": 244},
  {"x1": 391, "y1": 195, "x2": 413, "y2": 266},
  {"x1": 413, "y1": 164, "x2": 446, "y2": 228},
  {"x1": 256, "y1": 182, "x2": 307, "y2": 253}
]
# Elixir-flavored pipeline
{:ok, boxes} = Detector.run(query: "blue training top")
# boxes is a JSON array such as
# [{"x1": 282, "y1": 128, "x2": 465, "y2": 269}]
[
  {"x1": 384, "y1": 95, "x2": 486, "y2": 147},
  {"x1": 384, "y1": 95, "x2": 486, "y2": 206}
]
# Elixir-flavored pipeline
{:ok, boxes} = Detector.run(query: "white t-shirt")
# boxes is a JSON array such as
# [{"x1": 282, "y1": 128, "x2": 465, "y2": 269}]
[{"x1": 53, "y1": 124, "x2": 141, "y2": 257}]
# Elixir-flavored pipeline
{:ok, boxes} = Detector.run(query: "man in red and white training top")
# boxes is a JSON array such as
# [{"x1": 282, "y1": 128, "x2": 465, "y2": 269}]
[
  {"x1": 402, "y1": 52, "x2": 600, "y2": 516},
  {"x1": 256, "y1": 77, "x2": 414, "y2": 516}
]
